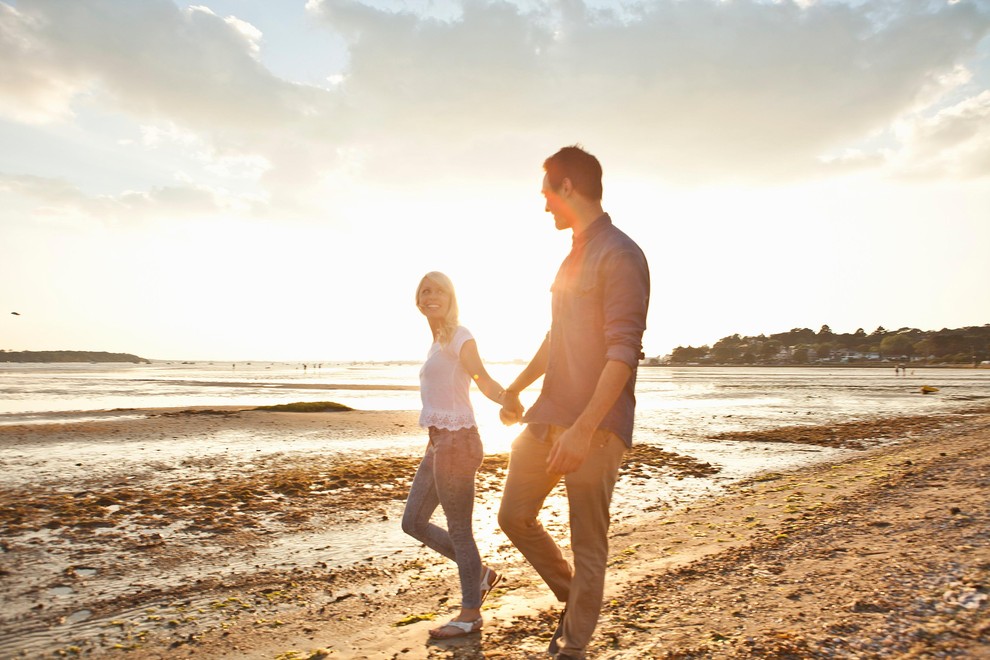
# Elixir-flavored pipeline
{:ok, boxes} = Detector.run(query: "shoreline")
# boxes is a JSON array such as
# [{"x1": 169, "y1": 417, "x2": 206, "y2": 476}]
[
  {"x1": 1, "y1": 406, "x2": 988, "y2": 657},
  {"x1": 646, "y1": 363, "x2": 990, "y2": 369}
]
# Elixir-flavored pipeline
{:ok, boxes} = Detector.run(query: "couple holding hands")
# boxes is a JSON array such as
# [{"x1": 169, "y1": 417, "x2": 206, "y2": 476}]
[{"x1": 402, "y1": 146, "x2": 651, "y2": 660}]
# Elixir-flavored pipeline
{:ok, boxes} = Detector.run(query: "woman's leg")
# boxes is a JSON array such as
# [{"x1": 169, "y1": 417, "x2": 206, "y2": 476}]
[
  {"x1": 401, "y1": 439, "x2": 457, "y2": 561},
  {"x1": 431, "y1": 427, "x2": 485, "y2": 610}
]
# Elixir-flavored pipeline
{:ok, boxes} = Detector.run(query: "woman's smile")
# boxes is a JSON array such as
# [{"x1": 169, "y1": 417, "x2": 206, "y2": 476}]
[{"x1": 418, "y1": 281, "x2": 451, "y2": 318}]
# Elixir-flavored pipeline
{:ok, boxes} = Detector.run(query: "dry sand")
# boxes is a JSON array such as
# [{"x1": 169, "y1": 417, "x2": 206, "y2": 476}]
[{"x1": 1, "y1": 405, "x2": 988, "y2": 658}]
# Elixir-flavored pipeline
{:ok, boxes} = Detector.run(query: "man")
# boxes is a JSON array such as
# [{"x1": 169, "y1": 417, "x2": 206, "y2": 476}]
[{"x1": 498, "y1": 145, "x2": 650, "y2": 659}]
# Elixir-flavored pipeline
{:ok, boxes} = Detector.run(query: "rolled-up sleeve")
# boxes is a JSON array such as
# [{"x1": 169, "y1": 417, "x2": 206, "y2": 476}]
[{"x1": 602, "y1": 246, "x2": 651, "y2": 368}]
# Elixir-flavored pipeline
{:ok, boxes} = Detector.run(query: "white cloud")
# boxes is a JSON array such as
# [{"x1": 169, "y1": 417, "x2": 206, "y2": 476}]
[
  {"x1": 139, "y1": 122, "x2": 203, "y2": 150},
  {"x1": 0, "y1": 173, "x2": 90, "y2": 209},
  {"x1": 137, "y1": 121, "x2": 272, "y2": 180},
  {"x1": 308, "y1": 0, "x2": 990, "y2": 183},
  {"x1": 0, "y1": 4, "x2": 89, "y2": 123},
  {"x1": 892, "y1": 90, "x2": 990, "y2": 178},
  {"x1": 222, "y1": 14, "x2": 264, "y2": 60},
  {"x1": 0, "y1": 1, "x2": 341, "y2": 188},
  {"x1": 1, "y1": 0, "x2": 988, "y2": 224},
  {"x1": 0, "y1": 172, "x2": 261, "y2": 224}
]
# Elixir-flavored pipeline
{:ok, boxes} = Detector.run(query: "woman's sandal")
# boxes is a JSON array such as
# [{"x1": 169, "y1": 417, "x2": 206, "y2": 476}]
[
  {"x1": 429, "y1": 617, "x2": 483, "y2": 639},
  {"x1": 479, "y1": 566, "x2": 503, "y2": 605}
]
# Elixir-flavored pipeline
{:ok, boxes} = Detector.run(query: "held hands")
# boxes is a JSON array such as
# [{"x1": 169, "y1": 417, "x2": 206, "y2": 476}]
[
  {"x1": 499, "y1": 408, "x2": 522, "y2": 425},
  {"x1": 499, "y1": 390, "x2": 524, "y2": 426}
]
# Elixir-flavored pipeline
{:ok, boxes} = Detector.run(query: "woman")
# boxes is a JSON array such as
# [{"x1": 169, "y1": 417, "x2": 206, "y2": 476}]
[{"x1": 401, "y1": 271, "x2": 506, "y2": 639}]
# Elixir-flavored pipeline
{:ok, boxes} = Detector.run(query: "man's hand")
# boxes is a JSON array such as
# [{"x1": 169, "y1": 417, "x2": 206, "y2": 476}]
[
  {"x1": 545, "y1": 361, "x2": 631, "y2": 474},
  {"x1": 499, "y1": 408, "x2": 521, "y2": 425},
  {"x1": 546, "y1": 424, "x2": 593, "y2": 475},
  {"x1": 500, "y1": 391, "x2": 524, "y2": 426}
]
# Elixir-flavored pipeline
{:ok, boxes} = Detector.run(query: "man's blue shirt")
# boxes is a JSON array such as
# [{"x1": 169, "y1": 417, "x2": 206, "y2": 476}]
[{"x1": 523, "y1": 214, "x2": 651, "y2": 447}]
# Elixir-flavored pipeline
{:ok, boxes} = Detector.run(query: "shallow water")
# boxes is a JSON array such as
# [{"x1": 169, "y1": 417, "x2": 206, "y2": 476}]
[
  {"x1": 2, "y1": 363, "x2": 986, "y2": 492},
  {"x1": 2, "y1": 361, "x2": 986, "y2": 434},
  {"x1": 2, "y1": 363, "x2": 985, "y2": 493},
  {"x1": 0, "y1": 361, "x2": 422, "y2": 417},
  {"x1": 4, "y1": 364, "x2": 985, "y2": 491}
]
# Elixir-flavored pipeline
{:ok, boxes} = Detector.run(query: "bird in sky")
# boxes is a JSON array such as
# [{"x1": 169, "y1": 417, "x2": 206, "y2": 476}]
[{"x1": 10, "y1": 312, "x2": 20, "y2": 315}]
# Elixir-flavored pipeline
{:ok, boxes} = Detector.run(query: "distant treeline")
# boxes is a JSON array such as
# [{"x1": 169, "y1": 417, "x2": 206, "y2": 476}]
[
  {"x1": 0, "y1": 350, "x2": 149, "y2": 363},
  {"x1": 661, "y1": 325, "x2": 990, "y2": 366}
]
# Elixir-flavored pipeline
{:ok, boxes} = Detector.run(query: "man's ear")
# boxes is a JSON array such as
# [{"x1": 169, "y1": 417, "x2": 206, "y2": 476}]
[{"x1": 559, "y1": 177, "x2": 573, "y2": 197}]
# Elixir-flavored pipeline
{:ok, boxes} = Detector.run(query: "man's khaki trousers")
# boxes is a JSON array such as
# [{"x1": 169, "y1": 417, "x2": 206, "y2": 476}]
[{"x1": 498, "y1": 424, "x2": 627, "y2": 658}]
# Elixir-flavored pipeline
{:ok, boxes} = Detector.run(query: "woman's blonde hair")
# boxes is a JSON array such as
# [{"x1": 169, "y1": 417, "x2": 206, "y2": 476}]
[{"x1": 416, "y1": 271, "x2": 459, "y2": 346}]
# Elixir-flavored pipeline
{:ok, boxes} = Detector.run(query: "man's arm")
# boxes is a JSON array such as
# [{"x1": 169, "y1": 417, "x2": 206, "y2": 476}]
[
  {"x1": 499, "y1": 334, "x2": 550, "y2": 425},
  {"x1": 545, "y1": 359, "x2": 631, "y2": 474},
  {"x1": 547, "y1": 245, "x2": 650, "y2": 473}
]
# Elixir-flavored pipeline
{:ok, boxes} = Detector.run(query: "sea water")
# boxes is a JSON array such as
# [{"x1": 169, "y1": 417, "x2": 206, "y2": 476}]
[{"x1": 1, "y1": 361, "x2": 986, "y2": 439}]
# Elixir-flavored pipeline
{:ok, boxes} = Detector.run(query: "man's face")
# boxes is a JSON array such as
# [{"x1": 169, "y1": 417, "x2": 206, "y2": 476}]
[{"x1": 542, "y1": 173, "x2": 571, "y2": 231}]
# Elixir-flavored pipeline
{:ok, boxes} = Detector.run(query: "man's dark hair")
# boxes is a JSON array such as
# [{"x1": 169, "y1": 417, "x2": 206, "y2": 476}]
[{"x1": 543, "y1": 145, "x2": 603, "y2": 201}]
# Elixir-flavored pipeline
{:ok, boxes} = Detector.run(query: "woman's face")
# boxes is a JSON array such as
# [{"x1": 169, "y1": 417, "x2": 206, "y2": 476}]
[{"x1": 417, "y1": 278, "x2": 450, "y2": 320}]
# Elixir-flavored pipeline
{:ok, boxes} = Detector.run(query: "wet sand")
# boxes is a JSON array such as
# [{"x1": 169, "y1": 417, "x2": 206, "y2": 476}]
[{"x1": 1, "y1": 405, "x2": 988, "y2": 658}]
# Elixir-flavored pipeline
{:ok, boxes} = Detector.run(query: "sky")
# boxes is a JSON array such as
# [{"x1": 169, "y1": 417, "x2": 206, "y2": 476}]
[{"x1": 1, "y1": 0, "x2": 989, "y2": 362}]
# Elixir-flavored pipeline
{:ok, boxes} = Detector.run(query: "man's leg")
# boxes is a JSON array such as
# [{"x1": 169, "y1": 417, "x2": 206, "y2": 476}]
[
  {"x1": 557, "y1": 429, "x2": 626, "y2": 658},
  {"x1": 497, "y1": 426, "x2": 571, "y2": 602}
]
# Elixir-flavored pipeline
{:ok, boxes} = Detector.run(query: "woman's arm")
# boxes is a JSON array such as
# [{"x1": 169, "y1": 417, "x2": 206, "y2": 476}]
[{"x1": 459, "y1": 339, "x2": 507, "y2": 405}]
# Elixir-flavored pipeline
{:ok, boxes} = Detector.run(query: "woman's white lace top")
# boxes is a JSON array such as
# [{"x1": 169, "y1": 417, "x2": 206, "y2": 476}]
[{"x1": 419, "y1": 326, "x2": 477, "y2": 430}]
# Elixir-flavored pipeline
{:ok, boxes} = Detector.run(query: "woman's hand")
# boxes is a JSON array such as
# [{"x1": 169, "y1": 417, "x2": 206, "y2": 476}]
[{"x1": 499, "y1": 390, "x2": 524, "y2": 425}]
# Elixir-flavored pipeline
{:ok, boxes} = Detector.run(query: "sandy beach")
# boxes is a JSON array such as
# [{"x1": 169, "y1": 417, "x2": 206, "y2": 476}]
[{"x1": 1, "y1": 404, "x2": 989, "y2": 658}]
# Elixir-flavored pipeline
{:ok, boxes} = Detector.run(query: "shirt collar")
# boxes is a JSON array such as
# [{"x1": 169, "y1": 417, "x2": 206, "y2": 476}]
[{"x1": 572, "y1": 213, "x2": 611, "y2": 248}]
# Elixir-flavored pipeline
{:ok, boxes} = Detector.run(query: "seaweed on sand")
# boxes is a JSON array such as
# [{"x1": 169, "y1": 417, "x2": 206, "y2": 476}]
[{"x1": 252, "y1": 402, "x2": 353, "y2": 413}]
